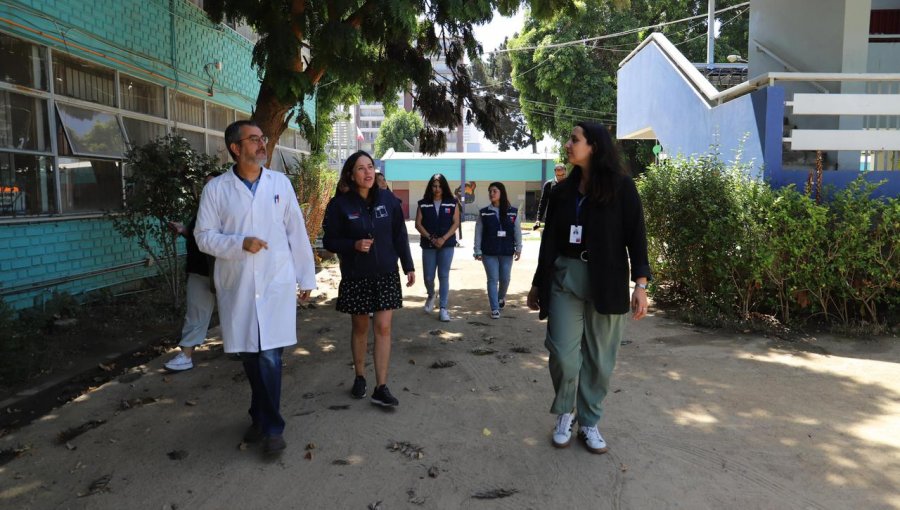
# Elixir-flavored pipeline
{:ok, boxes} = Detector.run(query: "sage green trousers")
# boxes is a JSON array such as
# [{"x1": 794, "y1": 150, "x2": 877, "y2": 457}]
[{"x1": 544, "y1": 256, "x2": 626, "y2": 427}]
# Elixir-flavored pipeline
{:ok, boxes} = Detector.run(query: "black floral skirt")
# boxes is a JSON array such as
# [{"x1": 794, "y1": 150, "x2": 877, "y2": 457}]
[{"x1": 336, "y1": 271, "x2": 403, "y2": 315}]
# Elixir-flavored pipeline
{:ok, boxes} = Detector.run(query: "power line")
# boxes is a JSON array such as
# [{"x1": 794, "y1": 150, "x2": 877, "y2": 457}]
[{"x1": 492, "y1": 2, "x2": 749, "y2": 54}]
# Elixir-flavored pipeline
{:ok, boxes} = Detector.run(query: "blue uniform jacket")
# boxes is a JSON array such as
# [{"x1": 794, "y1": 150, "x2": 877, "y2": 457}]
[
  {"x1": 417, "y1": 198, "x2": 459, "y2": 249},
  {"x1": 323, "y1": 188, "x2": 415, "y2": 279},
  {"x1": 478, "y1": 205, "x2": 518, "y2": 256}
]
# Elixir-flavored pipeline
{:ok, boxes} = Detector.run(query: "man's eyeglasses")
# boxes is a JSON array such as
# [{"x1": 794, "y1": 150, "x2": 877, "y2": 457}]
[{"x1": 236, "y1": 135, "x2": 269, "y2": 145}]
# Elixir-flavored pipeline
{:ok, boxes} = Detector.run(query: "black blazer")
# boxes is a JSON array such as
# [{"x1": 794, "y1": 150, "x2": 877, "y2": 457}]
[{"x1": 531, "y1": 170, "x2": 651, "y2": 318}]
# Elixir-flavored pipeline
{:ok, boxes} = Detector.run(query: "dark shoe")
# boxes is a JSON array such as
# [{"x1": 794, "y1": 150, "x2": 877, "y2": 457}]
[
  {"x1": 498, "y1": 298, "x2": 505, "y2": 309},
  {"x1": 262, "y1": 434, "x2": 286, "y2": 455},
  {"x1": 370, "y1": 385, "x2": 399, "y2": 407},
  {"x1": 351, "y1": 375, "x2": 367, "y2": 399},
  {"x1": 243, "y1": 423, "x2": 264, "y2": 443}
]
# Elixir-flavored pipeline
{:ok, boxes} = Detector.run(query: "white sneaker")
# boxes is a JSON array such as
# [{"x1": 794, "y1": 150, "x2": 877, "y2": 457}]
[
  {"x1": 164, "y1": 352, "x2": 194, "y2": 372},
  {"x1": 424, "y1": 295, "x2": 435, "y2": 313},
  {"x1": 552, "y1": 412, "x2": 575, "y2": 448},
  {"x1": 439, "y1": 308, "x2": 450, "y2": 322},
  {"x1": 490, "y1": 310, "x2": 500, "y2": 319},
  {"x1": 579, "y1": 425, "x2": 609, "y2": 454}
]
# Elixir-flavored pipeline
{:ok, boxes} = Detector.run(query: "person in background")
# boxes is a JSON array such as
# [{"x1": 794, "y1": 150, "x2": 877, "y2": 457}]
[
  {"x1": 527, "y1": 122, "x2": 651, "y2": 455},
  {"x1": 164, "y1": 171, "x2": 222, "y2": 372},
  {"x1": 535, "y1": 163, "x2": 567, "y2": 229},
  {"x1": 474, "y1": 182, "x2": 522, "y2": 319},
  {"x1": 196, "y1": 120, "x2": 317, "y2": 456},
  {"x1": 414, "y1": 173, "x2": 460, "y2": 322},
  {"x1": 323, "y1": 150, "x2": 415, "y2": 407},
  {"x1": 375, "y1": 172, "x2": 390, "y2": 191}
]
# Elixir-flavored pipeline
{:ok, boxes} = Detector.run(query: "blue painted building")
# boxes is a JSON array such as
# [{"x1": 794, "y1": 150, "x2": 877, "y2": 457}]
[
  {"x1": 617, "y1": 0, "x2": 900, "y2": 196},
  {"x1": 0, "y1": 0, "x2": 311, "y2": 310},
  {"x1": 379, "y1": 151, "x2": 558, "y2": 220}
]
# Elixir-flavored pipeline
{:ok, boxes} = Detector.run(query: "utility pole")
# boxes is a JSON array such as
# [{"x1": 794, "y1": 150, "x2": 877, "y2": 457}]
[{"x1": 707, "y1": 0, "x2": 715, "y2": 67}]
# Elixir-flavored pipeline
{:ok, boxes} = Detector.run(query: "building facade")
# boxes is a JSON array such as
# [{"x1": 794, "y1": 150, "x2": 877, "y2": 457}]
[{"x1": 0, "y1": 0, "x2": 311, "y2": 310}]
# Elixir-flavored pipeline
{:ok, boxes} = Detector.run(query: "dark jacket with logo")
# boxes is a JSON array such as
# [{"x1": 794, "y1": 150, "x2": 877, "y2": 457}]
[
  {"x1": 323, "y1": 188, "x2": 414, "y2": 280},
  {"x1": 417, "y1": 198, "x2": 459, "y2": 249},
  {"x1": 478, "y1": 205, "x2": 518, "y2": 256},
  {"x1": 532, "y1": 169, "x2": 651, "y2": 318}
]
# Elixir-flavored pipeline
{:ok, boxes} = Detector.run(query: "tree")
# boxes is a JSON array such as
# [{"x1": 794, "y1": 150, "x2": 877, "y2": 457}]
[
  {"x1": 507, "y1": 0, "x2": 749, "y2": 167},
  {"x1": 203, "y1": 0, "x2": 573, "y2": 159},
  {"x1": 470, "y1": 39, "x2": 538, "y2": 152},
  {"x1": 108, "y1": 135, "x2": 224, "y2": 308},
  {"x1": 373, "y1": 110, "x2": 424, "y2": 158}
]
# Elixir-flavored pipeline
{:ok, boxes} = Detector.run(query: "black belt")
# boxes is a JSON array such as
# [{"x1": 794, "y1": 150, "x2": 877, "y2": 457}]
[{"x1": 560, "y1": 249, "x2": 589, "y2": 262}]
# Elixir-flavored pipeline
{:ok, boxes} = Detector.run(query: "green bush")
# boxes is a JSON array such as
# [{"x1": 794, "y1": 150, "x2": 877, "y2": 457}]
[
  {"x1": 638, "y1": 151, "x2": 900, "y2": 332},
  {"x1": 286, "y1": 152, "x2": 338, "y2": 257}
]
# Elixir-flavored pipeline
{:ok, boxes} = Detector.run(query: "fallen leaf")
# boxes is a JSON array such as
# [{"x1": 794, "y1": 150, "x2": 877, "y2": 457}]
[
  {"x1": 332, "y1": 459, "x2": 351, "y2": 465},
  {"x1": 482, "y1": 428, "x2": 492, "y2": 437},
  {"x1": 408, "y1": 359, "x2": 416, "y2": 365},
  {"x1": 238, "y1": 442, "x2": 248, "y2": 451},
  {"x1": 65, "y1": 442, "x2": 76, "y2": 451},
  {"x1": 470, "y1": 347, "x2": 497, "y2": 356},
  {"x1": 305, "y1": 443, "x2": 316, "y2": 450},
  {"x1": 430, "y1": 360, "x2": 456, "y2": 369},
  {"x1": 428, "y1": 465, "x2": 439, "y2": 478},
  {"x1": 184, "y1": 400, "x2": 198, "y2": 407},
  {"x1": 304, "y1": 451, "x2": 313, "y2": 460},
  {"x1": 620, "y1": 463, "x2": 628, "y2": 472},
  {"x1": 472, "y1": 488, "x2": 517, "y2": 499},
  {"x1": 328, "y1": 405, "x2": 351, "y2": 411},
  {"x1": 57, "y1": 420, "x2": 106, "y2": 444}
]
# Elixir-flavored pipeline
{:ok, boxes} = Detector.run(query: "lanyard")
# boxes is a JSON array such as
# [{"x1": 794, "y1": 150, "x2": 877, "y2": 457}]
[{"x1": 575, "y1": 195, "x2": 587, "y2": 226}]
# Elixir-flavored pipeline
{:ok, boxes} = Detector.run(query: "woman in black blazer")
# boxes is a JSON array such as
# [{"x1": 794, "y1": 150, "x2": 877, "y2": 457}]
[{"x1": 527, "y1": 122, "x2": 651, "y2": 454}]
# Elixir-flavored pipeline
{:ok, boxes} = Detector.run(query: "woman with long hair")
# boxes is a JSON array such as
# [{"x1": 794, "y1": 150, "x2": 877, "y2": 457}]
[
  {"x1": 414, "y1": 173, "x2": 460, "y2": 322},
  {"x1": 527, "y1": 122, "x2": 651, "y2": 454},
  {"x1": 323, "y1": 151, "x2": 415, "y2": 407},
  {"x1": 473, "y1": 182, "x2": 522, "y2": 319}
]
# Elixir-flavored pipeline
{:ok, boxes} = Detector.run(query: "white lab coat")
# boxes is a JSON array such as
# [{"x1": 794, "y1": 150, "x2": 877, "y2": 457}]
[{"x1": 195, "y1": 167, "x2": 316, "y2": 353}]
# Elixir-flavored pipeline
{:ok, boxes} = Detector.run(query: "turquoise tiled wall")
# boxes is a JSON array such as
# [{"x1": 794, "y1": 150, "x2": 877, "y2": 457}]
[
  {"x1": 0, "y1": 0, "x2": 260, "y2": 111},
  {"x1": 0, "y1": 0, "x2": 258, "y2": 310},
  {"x1": 0, "y1": 218, "x2": 165, "y2": 310}
]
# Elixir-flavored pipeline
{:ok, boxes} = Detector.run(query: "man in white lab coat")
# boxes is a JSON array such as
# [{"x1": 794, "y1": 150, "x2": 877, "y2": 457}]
[{"x1": 195, "y1": 120, "x2": 316, "y2": 456}]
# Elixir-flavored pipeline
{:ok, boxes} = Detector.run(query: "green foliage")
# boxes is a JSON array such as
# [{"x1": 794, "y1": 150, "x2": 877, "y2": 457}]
[
  {"x1": 509, "y1": 0, "x2": 749, "y2": 165},
  {"x1": 638, "y1": 152, "x2": 900, "y2": 332},
  {"x1": 107, "y1": 135, "x2": 224, "y2": 308},
  {"x1": 203, "y1": 0, "x2": 574, "y2": 155},
  {"x1": 373, "y1": 110, "x2": 425, "y2": 158},
  {"x1": 287, "y1": 152, "x2": 338, "y2": 259}
]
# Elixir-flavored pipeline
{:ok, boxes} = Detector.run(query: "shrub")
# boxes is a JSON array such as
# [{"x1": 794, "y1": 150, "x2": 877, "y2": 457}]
[
  {"x1": 108, "y1": 135, "x2": 224, "y2": 308},
  {"x1": 286, "y1": 152, "x2": 338, "y2": 260},
  {"x1": 638, "y1": 150, "x2": 899, "y2": 332}
]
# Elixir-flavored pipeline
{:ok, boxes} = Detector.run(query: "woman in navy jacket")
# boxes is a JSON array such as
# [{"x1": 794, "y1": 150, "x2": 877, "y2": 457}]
[
  {"x1": 527, "y1": 122, "x2": 651, "y2": 455},
  {"x1": 323, "y1": 151, "x2": 415, "y2": 407},
  {"x1": 473, "y1": 181, "x2": 522, "y2": 319},
  {"x1": 414, "y1": 173, "x2": 460, "y2": 322}
]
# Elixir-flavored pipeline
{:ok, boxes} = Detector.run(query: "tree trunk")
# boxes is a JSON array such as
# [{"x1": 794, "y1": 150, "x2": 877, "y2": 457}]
[{"x1": 252, "y1": 79, "x2": 292, "y2": 167}]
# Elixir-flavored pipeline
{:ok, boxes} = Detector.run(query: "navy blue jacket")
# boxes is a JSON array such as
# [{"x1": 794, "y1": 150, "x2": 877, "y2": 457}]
[
  {"x1": 478, "y1": 205, "x2": 518, "y2": 256},
  {"x1": 323, "y1": 188, "x2": 415, "y2": 280},
  {"x1": 417, "y1": 198, "x2": 458, "y2": 249}
]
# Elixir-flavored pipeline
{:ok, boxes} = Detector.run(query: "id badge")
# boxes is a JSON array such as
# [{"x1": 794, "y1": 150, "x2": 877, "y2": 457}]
[
  {"x1": 497, "y1": 230, "x2": 507, "y2": 238},
  {"x1": 569, "y1": 225, "x2": 583, "y2": 244}
]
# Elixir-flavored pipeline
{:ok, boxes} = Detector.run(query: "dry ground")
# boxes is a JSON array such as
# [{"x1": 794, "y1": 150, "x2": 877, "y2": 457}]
[{"x1": 0, "y1": 222, "x2": 898, "y2": 510}]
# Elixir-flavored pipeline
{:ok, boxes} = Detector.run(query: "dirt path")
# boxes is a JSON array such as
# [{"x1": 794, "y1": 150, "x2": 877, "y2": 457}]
[{"x1": 1, "y1": 222, "x2": 898, "y2": 509}]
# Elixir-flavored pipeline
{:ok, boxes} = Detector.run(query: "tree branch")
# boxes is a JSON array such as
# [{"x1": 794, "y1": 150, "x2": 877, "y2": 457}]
[
  {"x1": 290, "y1": 0, "x2": 307, "y2": 72},
  {"x1": 343, "y1": 0, "x2": 378, "y2": 29}
]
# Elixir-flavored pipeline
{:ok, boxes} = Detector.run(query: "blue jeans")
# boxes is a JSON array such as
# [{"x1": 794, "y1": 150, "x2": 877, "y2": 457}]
[
  {"x1": 482, "y1": 255, "x2": 513, "y2": 312},
  {"x1": 242, "y1": 347, "x2": 285, "y2": 436},
  {"x1": 422, "y1": 247, "x2": 454, "y2": 309}
]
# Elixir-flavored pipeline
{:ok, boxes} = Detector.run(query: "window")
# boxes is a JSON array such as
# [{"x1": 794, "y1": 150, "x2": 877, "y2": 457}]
[
  {"x1": 56, "y1": 103, "x2": 126, "y2": 157},
  {"x1": 120, "y1": 75, "x2": 165, "y2": 117},
  {"x1": 207, "y1": 133, "x2": 229, "y2": 163},
  {"x1": 207, "y1": 103, "x2": 233, "y2": 131},
  {"x1": 58, "y1": 158, "x2": 122, "y2": 213},
  {"x1": 52, "y1": 53, "x2": 116, "y2": 107},
  {"x1": 0, "y1": 33, "x2": 47, "y2": 91},
  {"x1": 123, "y1": 117, "x2": 167, "y2": 147},
  {"x1": 175, "y1": 128, "x2": 205, "y2": 152},
  {"x1": 0, "y1": 152, "x2": 55, "y2": 216},
  {"x1": 0, "y1": 91, "x2": 51, "y2": 152},
  {"x1": 171, "y1": 92, "x2": 204, "y2": 126}
]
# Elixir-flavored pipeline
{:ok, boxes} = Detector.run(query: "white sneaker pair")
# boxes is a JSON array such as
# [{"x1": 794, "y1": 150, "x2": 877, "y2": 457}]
[
  {"x1": 552, "y1": 413, "x2": 608, "y2": 453},
  {"x1": 424, "y1": 295, "x2": 435, "y2": 313}
]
